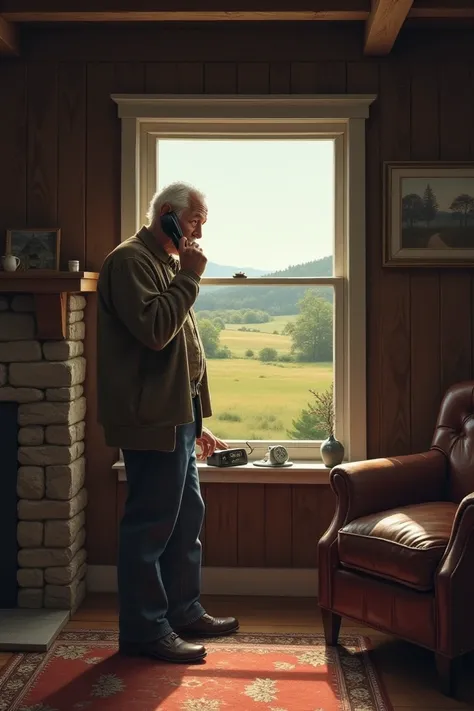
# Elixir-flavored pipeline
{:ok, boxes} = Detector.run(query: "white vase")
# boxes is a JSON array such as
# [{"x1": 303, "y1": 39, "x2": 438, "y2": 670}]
[{"x1": 2, "y1": 254, "x2": 20, "y2": 272}]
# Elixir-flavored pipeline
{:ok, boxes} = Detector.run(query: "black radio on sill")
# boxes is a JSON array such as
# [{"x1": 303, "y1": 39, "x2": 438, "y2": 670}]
[{"x1": 206, "y1": 448, "x2": 248, "y2": 468}]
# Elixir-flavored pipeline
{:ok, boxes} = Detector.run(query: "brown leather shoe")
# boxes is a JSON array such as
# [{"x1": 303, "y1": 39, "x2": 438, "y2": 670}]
[
  {"x1": 119, "y1": 631, "x2": 206, "y2": 663},
  {"x1": 175, "y1": 613, "x2": 239, "y2": 637}
]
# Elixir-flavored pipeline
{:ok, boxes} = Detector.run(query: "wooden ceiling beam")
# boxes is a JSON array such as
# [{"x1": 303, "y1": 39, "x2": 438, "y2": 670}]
[
  {"x1": 411, "y1": 0, "x2": 474, "y2": 19},
  {"x1": 1, "y1": 1, "x2": 473, "y2": 23},
  {"x1": 0, "y1": 15, "x2": 19, "y2": 55},
  {"x1": 364, "y1": 0, "x2": 414, "y2": 55},
  {"x1": 1, "y1": 1, "x2": 370, "y2": 22}
]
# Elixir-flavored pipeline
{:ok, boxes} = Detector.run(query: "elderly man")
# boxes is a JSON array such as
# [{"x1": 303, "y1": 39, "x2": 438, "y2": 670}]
[{"x1": 97, "y1": 182, "x2": 238, "y2": 663}]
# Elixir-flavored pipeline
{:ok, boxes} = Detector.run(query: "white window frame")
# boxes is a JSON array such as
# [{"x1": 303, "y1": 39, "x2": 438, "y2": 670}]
[{"x1": 112, "y1": 93, "x2": 375, "y2": 465}]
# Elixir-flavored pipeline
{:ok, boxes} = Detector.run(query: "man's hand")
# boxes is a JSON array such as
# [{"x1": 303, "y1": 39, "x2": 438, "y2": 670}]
[
  {"x1": 196, "y1": 426, "x2": 228, "y2": 461},
  {"x1": 179, "y1": 237, "x2": 208, "y2": 278}
]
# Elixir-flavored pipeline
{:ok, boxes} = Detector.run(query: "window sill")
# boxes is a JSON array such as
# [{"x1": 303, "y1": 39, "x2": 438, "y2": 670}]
[{"x1": 113, "y1": 459, "x2": 333, "y2": 484}]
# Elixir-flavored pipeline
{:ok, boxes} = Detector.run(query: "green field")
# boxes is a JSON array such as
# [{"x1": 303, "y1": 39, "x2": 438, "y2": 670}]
[
  {"x1": 219, "y1": 330, "x2": 292, "y2": 357},
  {"x1": 219, "y1": 315, "x2": 297, "y2": 357},
  {"x1": 197, "y1": 313, "x2": 334, "y2": 440},
  {"x1": 206, "y1": 359, "x2": 332, "y2": 440},
  {"x1": 225, "y1": 314, "x2": 298, "y2": 334}
]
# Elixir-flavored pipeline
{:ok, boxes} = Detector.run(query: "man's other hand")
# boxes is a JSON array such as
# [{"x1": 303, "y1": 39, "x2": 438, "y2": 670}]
[{"x1": 196, "y1": 427, "x2": 228, "y2": 461}]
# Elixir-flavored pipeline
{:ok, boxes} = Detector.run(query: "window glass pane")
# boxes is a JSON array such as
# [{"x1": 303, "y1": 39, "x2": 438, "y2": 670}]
[
  {"x1": 156, "y1": 139, "x2": 334, "y2": 276},
  {"x1": 194, "y1": 285, "x2": 334, "y2": 442}
]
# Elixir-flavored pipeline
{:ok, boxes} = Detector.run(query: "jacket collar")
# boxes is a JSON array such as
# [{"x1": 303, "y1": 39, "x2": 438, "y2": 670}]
[{"x1": 137, "y1": 226, "x2": 177, "y2": 270}]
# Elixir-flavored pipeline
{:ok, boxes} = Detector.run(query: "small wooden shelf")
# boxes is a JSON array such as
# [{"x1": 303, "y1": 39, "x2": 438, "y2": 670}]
[
  {"x1": 0, "y1": 271, "x2": 99, "y2": 340},
  {"x1": 0, "y1": 271, "x2": 99, "y2": 294}
]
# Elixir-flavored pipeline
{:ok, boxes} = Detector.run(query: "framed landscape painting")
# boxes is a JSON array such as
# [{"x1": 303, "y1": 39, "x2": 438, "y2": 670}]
[
  {"x1": 384, "y1": 162, "x2": 474, "y2": 266},
  {"x1": 5, "y1": 228, "x2": 61, "y2": 271}
]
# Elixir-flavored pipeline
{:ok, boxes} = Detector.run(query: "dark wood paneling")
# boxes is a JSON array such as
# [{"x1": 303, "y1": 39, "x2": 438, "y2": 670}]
[
  {"x1": 269, "y1": 62, "x2": 291, "y2": 93},
  {"x1": 290, "y1": 62, "x2": 346, "y2": 93},
  {"x1": 292, "y1": 486, "x2": 328, "y2": 568},
  {"x1": 146, "y1": 63, "x2": 203, "y2": 93},
  {"x1": 237, "y1": 63, "x2": 270, "y2": 93},
  {"x1": 27, "y1": 62, "x2": 58, "y2": 226},
  {"x1": 264, "y1": 486, "x2": 293, "y2": 566},
  {"x1": 58, "y1": 62, "x2": 87, "y2": 268},
  {"x1": 2, "y1": 24, "x2": 474, "y2": 567},
  {"x1": 409, "y1": 61, "x2": 440, "y2": 453},
  {"x1": 0, "y1": 61, "x2": 27, "y2": 250},
  {"x1": 237, "y1": 484, "x2": 265, "y2": 565},
  {"x1": 22, "y1": 23, "x2": 364, "y2": 63},
  {"x1": 379, "y1": 60, "x2": 412, "y2": 455},
  {"x1": 200, "y1": 485, "x2": 239, "y2": 566},
  {"x1": 204, "y1": 63, "x2": 238, "y2": 93},
  {"x1": 85, "y1": 62, "x2": 119, "y2": 271}
]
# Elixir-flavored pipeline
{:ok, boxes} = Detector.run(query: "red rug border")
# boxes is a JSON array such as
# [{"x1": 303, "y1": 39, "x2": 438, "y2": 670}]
[{"x1": 0, "y1": 629, "x2": 393, "y2": 711}]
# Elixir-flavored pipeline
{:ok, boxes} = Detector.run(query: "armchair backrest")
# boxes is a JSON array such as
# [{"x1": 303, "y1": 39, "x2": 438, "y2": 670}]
[{"x1": 431, "y1": 381, "x2": 474, "y2": 503}]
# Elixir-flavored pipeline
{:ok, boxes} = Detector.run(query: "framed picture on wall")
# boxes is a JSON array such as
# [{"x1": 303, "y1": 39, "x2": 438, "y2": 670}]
[
  {"x1": 383, "y1": 162, "x2": 474, "y2": 266},
  {"x1": 5, "y1": 228, "x2": 61, "y2": 271}
]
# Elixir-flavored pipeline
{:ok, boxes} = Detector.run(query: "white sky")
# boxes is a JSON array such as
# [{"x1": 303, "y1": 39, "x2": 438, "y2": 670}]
[{"x1": 157, "y1": 139, "x2": 334, "y2": 272}]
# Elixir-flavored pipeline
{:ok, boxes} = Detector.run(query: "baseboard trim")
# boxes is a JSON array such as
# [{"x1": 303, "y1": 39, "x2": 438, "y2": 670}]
[{"x1": 87, "y1": 566, "x2": 319, "y2": 597}]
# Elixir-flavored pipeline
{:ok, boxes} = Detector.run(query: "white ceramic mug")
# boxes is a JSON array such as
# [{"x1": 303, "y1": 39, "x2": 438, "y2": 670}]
[{"x1": 2, "y1": 254, "x2": 20, "y2": 272}]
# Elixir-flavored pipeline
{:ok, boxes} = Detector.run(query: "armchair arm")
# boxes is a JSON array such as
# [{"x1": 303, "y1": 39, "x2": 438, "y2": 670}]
[
  {"x1": 317, "y1": 449, "x2": 448, "y2": 609},
  {"x1": 330, "y1": 450, "x2": 448, "y2": 524},
  {"x1": 436, "y1": 493, "x2": 474, "y2": 657}
]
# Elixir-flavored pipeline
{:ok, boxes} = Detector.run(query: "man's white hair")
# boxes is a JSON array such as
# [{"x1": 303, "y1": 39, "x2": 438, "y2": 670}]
[{"x1": 146, "y1": 181, "x2": 205, "y2": 224}]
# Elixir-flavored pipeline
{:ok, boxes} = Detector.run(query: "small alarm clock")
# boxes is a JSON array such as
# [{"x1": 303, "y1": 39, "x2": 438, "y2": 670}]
[
  {"x1": 253, "y1": 444, "x2": 293, "y2": 468},
  {"x1": 207, "y1": 448, "x2": 248, "y2": 468}
]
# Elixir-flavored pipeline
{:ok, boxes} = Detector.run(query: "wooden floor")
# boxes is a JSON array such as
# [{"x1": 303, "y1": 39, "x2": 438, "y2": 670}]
[{"x1": 1, "y1": 594, "x2": 474, "y2": 710}]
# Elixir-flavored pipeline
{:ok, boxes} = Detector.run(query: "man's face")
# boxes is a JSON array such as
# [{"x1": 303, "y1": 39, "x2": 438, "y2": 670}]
[{"x1": 178, "y1": 195, "x2": 208, "y2": 243}]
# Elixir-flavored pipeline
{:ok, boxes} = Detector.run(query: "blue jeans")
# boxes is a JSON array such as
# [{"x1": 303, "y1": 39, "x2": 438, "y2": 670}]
[{"x1": 118, "y1": 401, "x2": 205, "y2": 642}]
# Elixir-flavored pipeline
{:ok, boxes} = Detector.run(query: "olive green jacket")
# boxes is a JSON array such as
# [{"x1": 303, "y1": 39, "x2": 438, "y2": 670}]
[{"x1": 96, "y1": 226, "x2": 212, "y2": 451}]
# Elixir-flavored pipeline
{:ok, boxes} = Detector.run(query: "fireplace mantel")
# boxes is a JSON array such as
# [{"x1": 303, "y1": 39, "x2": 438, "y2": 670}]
[{"x1": 0, "y1": 272, "x2": 98, "y2": 340}]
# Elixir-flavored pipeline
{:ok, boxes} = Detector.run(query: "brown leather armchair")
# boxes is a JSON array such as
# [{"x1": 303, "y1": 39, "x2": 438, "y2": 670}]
[{"x1": 318, "y1": 381, "x2": 474, "y2": 696}]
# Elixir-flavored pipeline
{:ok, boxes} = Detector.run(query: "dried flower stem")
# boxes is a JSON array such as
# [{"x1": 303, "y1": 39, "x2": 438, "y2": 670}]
[{"x1": 307, "y1": 383, "x2": 334, "y2": 436}]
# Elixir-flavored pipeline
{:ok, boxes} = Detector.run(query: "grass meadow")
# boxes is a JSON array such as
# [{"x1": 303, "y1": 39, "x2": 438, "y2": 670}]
[
  {"x1": 202, "y1": 315, "x2": 333, "y2": 440},
  {"x1": 221, "y1": 315, "x2": 296, "y2": 357}
]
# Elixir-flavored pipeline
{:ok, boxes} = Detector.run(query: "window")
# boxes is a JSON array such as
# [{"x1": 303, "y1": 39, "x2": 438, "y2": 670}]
[{"x1": 113, "y1": 94, "x2": 375, "y2": 463}]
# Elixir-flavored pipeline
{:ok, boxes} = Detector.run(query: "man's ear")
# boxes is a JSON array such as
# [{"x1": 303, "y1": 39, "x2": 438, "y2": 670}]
[{"x1": 159, "y1": 203, "x2": 172, "y2": 216}]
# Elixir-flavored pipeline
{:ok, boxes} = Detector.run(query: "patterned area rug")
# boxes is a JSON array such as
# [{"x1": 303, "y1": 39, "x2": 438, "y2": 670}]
[{"x1": 0, "y1": 630, "x2": 391, "y2": 711}]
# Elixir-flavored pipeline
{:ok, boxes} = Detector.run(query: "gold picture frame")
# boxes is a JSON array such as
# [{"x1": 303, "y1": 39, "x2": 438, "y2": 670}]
[
  {"x1": 5, "y1": 228, "x2": 61, "y2": 272},
  {"x1": 383, "y1": 161, "x2": 474, "y2": 267}
]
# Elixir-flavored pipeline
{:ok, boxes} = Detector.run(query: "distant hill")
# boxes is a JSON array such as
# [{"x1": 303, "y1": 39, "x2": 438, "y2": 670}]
[
  {"x1": 203, "y1": 262, "x2": 268, "y2": 277},
  {"x1": 263, "y1": 256, "x2": 332, "y2": 278},
  {"x1": 196, "y1": 256, "x2": 333, "y2": 315}
]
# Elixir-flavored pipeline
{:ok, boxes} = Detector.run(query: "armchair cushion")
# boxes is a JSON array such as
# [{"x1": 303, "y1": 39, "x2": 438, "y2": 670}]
[{"x1": 338, "y1": 502, "x2": 457, "y2": 592}]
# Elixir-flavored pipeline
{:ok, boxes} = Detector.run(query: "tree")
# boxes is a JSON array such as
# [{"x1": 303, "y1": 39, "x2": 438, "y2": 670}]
[
  {"x1": 216, "y1": 346, "x2": 232, "y2": 359},
  {"x1": 287, "y1": 408, "x2": 327, "y2": 440},
  {"x1": 198, "y1": 319, "x2": 220, "y2": 357},
  {"x1": 288, "y1": 384, "x2": 334, "y2": 440},
  {"x1": 291, "y1": 291, "x2": 333, "y2": 362},
  {"x1": 259, "y1": 347, "x2": 278, "y2": 362},
  {"x1": 245, "y1": 349, "x2": 254, "y2": 358},
  {"x1": 402, "y1": 193, "x2": 424, "y2": 227},
  {"x1": 244, "y1": 310, "x2": 259, "y2": 324},
  {"x1": 449, "y1": 194, "x2": 474, "y2": 227},
  {"x1": 422, "y1": 184, "x2": 438, "y2": 226}
]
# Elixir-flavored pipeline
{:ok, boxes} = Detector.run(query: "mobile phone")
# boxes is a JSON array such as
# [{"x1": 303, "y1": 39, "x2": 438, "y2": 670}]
[{"x1": 160, "y1": 212, "x2": 183, "y2": 250}]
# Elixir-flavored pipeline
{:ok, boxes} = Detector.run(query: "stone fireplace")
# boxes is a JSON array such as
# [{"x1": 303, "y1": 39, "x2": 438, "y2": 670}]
[{"x1": 0, "y1": 273, "x2": 97, "y2": 624}]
